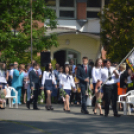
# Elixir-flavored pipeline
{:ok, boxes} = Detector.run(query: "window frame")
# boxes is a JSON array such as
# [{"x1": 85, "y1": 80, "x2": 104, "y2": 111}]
[
  {"x1": 86, "y1": 0, "x2": 105, "y2": 19},
  {"x1": 46, "y1": 0, "x2": 76, "y2": 19}
]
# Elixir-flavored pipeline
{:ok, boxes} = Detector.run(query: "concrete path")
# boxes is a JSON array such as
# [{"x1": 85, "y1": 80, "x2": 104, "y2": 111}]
[{"x1": 0, "y1": 104, "x2": 134, "y2": 134}]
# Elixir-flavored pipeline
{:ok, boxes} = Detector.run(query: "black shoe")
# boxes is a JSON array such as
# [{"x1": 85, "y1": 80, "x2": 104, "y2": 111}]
[
  {"x1": 105, "y1": 114, "x2": 108, "y2": 117},
  {"x1": 93, "y1": 109, "x2": 97, "y2": 115},
  {"x1": 67, "y1": 110, "x2": 70, "y2": 112},
  {"x1": 45, "y1": 106, "x2": 50, "y2": 110},
  {"x1": 33, "y1": 107, "x2": 40, "y2": 110},
  {"x1": 100, "y1": 114, "x2": 103, "y2": 116},
  {"x1": 94, "y1": 112, "x2": 97, "y2": 115},
  {"x1": 114, "y1": 114, "x2": 121, "y2": 117},
  {"x1": 81, "y1": 109, "x2": 89, "y2": 114},
  {"x1": 26, "y1": 101, "x2": 30, "y2": 109},
  {"x1": 50, "y1": 106, "x2": 54, "y2": 110},
  {"x1": 0, "y1": 107, "x2": 5, "y2": 109}
]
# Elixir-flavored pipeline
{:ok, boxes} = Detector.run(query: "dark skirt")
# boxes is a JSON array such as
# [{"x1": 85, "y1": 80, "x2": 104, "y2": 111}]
[
  {"x1": 44, "y1": 80, "x2": 53, "y2": 91},
  {"x1": 64, "y1": 89, "x2": 71, "y2": 96},
  {"x1": 51, "y1": 85, "x2": 58, "y2": 97},
  {"x1": 0, "y1": 83, "x2": 6, "y2": 89}
]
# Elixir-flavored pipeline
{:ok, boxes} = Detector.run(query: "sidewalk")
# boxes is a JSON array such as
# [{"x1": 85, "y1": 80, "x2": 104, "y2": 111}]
[{"x1": 0, "y1": 104, "x2": 134, "y2": 134}]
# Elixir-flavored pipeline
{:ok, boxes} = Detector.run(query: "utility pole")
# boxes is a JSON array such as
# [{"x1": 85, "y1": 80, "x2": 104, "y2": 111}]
[{"x1": 31, "y1": 0, "x2": 33, "y2": 63}]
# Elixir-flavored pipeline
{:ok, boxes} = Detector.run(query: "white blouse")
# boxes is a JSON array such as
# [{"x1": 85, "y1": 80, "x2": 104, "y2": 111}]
[
  {"x1": 92, "y1": 67, "x2": 101, "y2": 83},
  {"x1": 101, "y1": 67, "x2": 117, "y2": 85},
  {"x1": 114, "y1": 70, "x2": 124, "y2": 83},
  {"x1": 0, "y1": 70, "x2": 7, "y2": 83},
  {"x1": 58, "y1": 73, "x2": 63, "y2": 81},
  {"x1": 41, "y1": 71, "x2": 56, "y2": 86},
  {"x1": 60, "y1": 74, "x2": 76, "y2": 90}
]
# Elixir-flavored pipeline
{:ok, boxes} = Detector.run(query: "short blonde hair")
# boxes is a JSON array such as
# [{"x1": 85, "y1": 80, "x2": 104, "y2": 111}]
[
  {"x1": 120, "y1": 63, "x2": 126, "y2": 70},
  {"x1": 19, "y1": 64, "x2": 25, "y2": 70}
]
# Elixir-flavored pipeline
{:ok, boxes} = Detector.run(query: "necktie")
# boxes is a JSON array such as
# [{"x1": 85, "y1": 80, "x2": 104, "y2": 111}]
[
  {"x1": 108, "y1": 68, "x2": 112, "y2": 80},
  {"x1": 49, "y1": 73, "x2": 52, "y2": 78},
  {"x1": 36, "y1": 71, "x2": 38, "y2": 76},
  {"x1": 85, "y1": 66, "x2": 87, "y2": 74}
]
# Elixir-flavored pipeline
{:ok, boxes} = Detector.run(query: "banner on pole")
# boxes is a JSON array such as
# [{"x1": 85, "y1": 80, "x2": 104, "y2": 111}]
[{"x1": 126, "y1": 51, "x2": 134, "y2": 72}]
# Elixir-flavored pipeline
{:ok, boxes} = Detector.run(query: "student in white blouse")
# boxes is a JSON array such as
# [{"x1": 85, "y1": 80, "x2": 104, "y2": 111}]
[
  {"x1": 60, "y1": 65, "x2": 76, "y2": 112},
  {"x1": 92, "y1": 58, "x2": 103, "y2": 115},
  {"x1": 41, "y1": 63, "x2": 57, "y2": 110},
  {"x1": 101, "y1": 60, "x2": 120, "y2": 117}
]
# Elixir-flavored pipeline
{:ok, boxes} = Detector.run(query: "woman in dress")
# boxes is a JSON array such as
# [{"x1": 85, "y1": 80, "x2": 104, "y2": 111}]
[
  {"x1": 41, "y1": 63, "x2": 57, "y2": 110},
  {"x1": 60, "y1": 65, "x2": 76, "y2": 112},
  {"x1": 0, "y1": 63, "x2": 8, "y2": 109},
  {"x1": 92, "y1": 58, "x2": 103, "y2": 115}
]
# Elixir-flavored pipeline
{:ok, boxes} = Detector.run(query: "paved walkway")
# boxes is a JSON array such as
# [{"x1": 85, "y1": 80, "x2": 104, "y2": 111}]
[{"x1": 0, "y1": 104, "x2": 134, "y2": 134}]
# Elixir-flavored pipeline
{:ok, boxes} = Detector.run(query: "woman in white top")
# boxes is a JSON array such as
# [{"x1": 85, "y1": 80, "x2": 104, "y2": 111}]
[
  {"x1": 41, "y1": 63, "x2": 57, "y2": 110},
  {"x1": 92, "y1": 58, "x2": 103, "y2": 115},
  {"x1": 60, "y1": 65, "x2": 76, "y2": 112},
  {"x1": 0, "y1": 63, "x2": 8, "y2": 109}
]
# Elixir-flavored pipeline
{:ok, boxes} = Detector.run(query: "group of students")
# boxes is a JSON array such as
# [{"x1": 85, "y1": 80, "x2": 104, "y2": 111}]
[
  {"x1": 0, "y1": 60, "x2": 79, "y2": 112},
  {"x1": 0, "y1": 57, "x2": 134, "y2": 117}
]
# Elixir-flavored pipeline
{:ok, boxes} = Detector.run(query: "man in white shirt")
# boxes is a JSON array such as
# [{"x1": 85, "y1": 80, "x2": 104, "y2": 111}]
[{"x1": 101, "y1": 59, "x2": 120, "y2": 117}]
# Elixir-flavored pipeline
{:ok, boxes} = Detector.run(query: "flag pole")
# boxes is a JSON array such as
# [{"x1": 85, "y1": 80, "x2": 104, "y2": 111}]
[{"x1": 97, "y1": 47, "x2": 134, "y2": 93}]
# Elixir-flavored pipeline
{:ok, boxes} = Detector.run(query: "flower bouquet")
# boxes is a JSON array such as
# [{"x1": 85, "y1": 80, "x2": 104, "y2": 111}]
[{"x1": 59, "y1": 88, "x2": 67, "y2": 102}]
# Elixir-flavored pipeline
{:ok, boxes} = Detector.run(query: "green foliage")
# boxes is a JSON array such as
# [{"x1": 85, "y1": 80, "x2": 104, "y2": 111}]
[
  {"x1": 0, "y1": 0, "x2": 58, "y2": 64},
  {"x1": 51, "y1": 59, "x2": 57, "y2": 70},
  {"x1": 100, "y1": 0, "x2": 134, "y2": 62}
]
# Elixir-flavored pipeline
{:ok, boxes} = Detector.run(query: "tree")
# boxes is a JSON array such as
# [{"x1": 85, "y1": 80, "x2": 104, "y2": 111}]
[
  {"x1": 100, "y1": 0, "x2": 134, "y2": 62},
  {"x1": 0, "y1": 0, "x2": 58, "y2": 63}
]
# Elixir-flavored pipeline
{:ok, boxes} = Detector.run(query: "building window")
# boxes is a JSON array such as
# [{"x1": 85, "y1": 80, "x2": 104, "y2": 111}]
[
  {"x1": 105, "y1": 0, "x2": 110, "y2": 5},
  {"x1": 87, "y1": 11, "x2": 99, "y2": 18},
  {"x1": 45, "y1": 0, "x2": 76, "y2": 19},
  {"x1": 44, "y1": 0, "x2": 56, "y2": 7},
  {"x1": 86, "y1": 0, "x2": 102, "y2": 19},
  {"x1": 60, "y1": 0, "x2": 74, "y2": 7},
  {"x1": 60, "y1": 11, "x2": 74, "y2": 18},
  {"x1": 87, "y1": 0, "x2": 101, "y2": 7}
]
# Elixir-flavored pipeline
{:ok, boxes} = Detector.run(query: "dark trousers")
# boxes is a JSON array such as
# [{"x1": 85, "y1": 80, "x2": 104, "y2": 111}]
[
  {"x1": 103, "y1": 84, "x2": 118, "y2": 115},
  {"x1": 33, "y1": 89, "x2": 38, "y2": 103},
  {"x1": 70, "y1": 91, "x2": 81, "y2": 103},
  {"x1": 81, "y1": 88, "x2": 88, "y2": 111},
  {"x1": 76, "y1": 92, "x2": 81, "y2": 103},
  {"x1": 70, "y1": 91, "x2": 75, "y2": 103},
  {"x1": 30, "y1": 84, "x2": 39, "y2": 108}
]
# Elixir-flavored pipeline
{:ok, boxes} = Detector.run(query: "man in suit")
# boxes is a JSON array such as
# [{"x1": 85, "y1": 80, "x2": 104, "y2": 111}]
[
  {"x1": 77, "y1": 57, "x2": 92, "y2": 114},
  {"x1": 26, "y1": 63, "x2": 40, "y2": 110}
]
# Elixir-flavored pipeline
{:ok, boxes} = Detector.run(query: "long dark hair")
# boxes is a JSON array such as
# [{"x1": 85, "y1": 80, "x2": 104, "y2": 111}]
[
  {"x1": 64, "y1": 65, "x2": 71, "y2": 75},
  {"x1": 45, "y1": 63, "x2": 52, "y2": 72}
]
